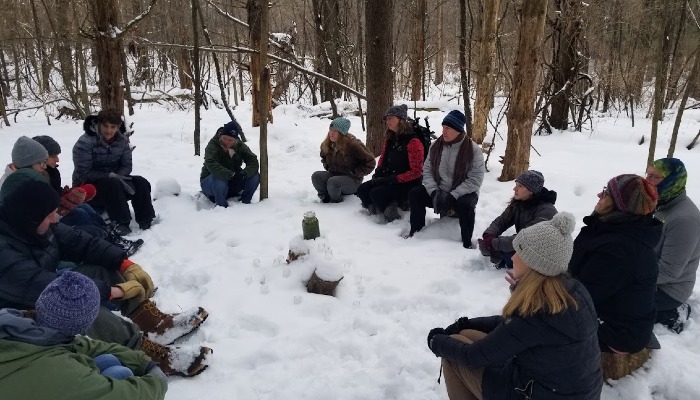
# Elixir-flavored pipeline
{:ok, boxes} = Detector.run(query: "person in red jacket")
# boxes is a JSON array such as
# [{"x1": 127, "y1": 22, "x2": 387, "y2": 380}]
[{"x1": 356, "y1": 104, "x2": 423, "y2": 222}]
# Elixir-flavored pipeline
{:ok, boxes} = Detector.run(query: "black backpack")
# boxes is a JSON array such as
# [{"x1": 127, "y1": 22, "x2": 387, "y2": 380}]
[{"x1": 411, "y1": 117, "x2": 436, "y2": 160}]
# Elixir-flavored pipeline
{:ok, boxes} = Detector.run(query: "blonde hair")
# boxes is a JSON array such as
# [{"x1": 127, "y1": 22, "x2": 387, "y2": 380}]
[{"x1": 502, "y1": 269, "x2": 578, "y2": 318}]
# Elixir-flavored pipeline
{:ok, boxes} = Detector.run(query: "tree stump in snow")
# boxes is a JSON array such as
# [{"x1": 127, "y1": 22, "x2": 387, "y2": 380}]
[
  {"x1": 600, "y1": 348, "x2": 652, "y2": 380},
  {"x1": 306, "y1": 270, "x2": 343, "y2": 296}
]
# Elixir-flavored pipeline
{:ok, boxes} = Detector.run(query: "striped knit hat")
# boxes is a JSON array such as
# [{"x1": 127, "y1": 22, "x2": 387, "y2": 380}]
[
  {"x1": 651, "y1": 158, "x2": 687, "y2": 204},
  {"x1": 442, "y1": 110, "x2": 467, "y2": 133},
  {"x1": 607, "y1": 174, "x2": 658, "y2": 215}
]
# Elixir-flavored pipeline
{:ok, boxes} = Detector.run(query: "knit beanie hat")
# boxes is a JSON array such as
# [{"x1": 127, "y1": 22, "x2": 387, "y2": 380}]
[
  {"x1": 329, "y1": 117, "x2": 351, "y2": 135},
  {"x1": 651, "y1": 158, "x2": 687, "y2": 204},
  {"x1": 219, "y1": 120, "x2": 241, "y2": 138},
  {"x1": 35, "y1": 271, "x2": 100, "y2": 336},
  {"x1": 442, "y1": 110, "x2": 467, "y2": 133},
  {"x1": 0, "y1": 170, "x2": 59, "y2": 241},
  {"x1": 516, "y1": 170, "x2": 545, "y2": 194},
  {"x1": 512, "y1": 212, "x2": 576, "y2": 276},
  {"x1": 32, "y1": 135, "x2": 62, "y2": 156},
  {"x1": 607, "y1": 174, "x2": 658, "y2": 215},
  {"x1": 11, "y1": 136, "x2": 48, "y2": 168},
  {"x1": 384, "y1": 104, "x2": 408, "y2": 120}
]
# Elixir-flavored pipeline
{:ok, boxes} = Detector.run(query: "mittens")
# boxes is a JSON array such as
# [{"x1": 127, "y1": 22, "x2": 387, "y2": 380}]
[{"x1": 58, "y1": 187, "x2": 87, "y2": 216}]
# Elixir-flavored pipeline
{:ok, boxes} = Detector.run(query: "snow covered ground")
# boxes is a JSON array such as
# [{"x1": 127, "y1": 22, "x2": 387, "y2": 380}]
[{"x1": 1, "y1": 99, "x2": 699, "y2": 399}]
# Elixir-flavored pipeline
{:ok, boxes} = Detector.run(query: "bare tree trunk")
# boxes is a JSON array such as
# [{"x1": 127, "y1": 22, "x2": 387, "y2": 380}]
[
  {"x1": 365, "y1": 0, "x2": 394, "y2": 155},
  {"x1": 648, "y1": 0, "x2": 673, "y2": 165},
  {"x1": 499, "y1": 0, "x2": 548, "y2": 182},
  {"x1": 668, "y1": 47, "x2": 699, "y2": 157},
  {"x1": 312, "y1": 0, "x2": 344, "y2": 103},
  {"x1": 459, "y1": 0, "x2": 473, "y2": 135},
  {"x1": 410, "y1": 0, "x2": 426, "y2": 101},
  {"x1": 549, "y1": 0, "x2": 584, "y2": 130},
  {"x1": 76, "y1": 43, "x2": 91, "y2": 115},
  {"x1": 472, "y1": 0, "x2": 500, "y2": 143},
  {"x1": 89, "y1": 0, "x2": 125, "y2": 112},
  {"x1": 121, "y1": 49, "x2": 135, "y2": 115},
  {"x1": 192, "y1": 0, "x2": 202, "y2": 156},
  {"x1": 0, "y1": 78, "x2": 9, "y2": 126},
  {"x1": 30, "y1": 0, "x2": 50, "y2": 93},
  {"x1": 434, "y1": 1, "x2": 444, "y2": 85}
]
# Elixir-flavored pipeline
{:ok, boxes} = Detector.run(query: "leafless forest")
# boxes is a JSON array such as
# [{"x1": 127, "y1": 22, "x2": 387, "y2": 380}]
[{"x1": 0, "y1": 0, "x2": 698, "y2": 174}]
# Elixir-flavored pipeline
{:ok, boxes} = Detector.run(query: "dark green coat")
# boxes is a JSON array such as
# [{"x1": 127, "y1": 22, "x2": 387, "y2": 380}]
[
  {"x1": 0, "y1": 335, "x2": 166, "y2": 400},
  {"x1": 200, "y1": 135, "x2": 259, "y2": 182}
]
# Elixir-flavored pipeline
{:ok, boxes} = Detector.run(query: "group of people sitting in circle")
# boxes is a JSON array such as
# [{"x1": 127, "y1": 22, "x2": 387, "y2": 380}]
[
  {"x1": 310, "y1": 104, "x2": 698, "y2": 399},
  {"x1": 0, "y1": 103, "x2": 697, "y2": 399}
]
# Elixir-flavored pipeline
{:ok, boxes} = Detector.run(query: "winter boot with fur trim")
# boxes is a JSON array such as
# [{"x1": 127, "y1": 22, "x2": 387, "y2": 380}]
[
  {"x1": 128, "y1": 300, "x2": 209, "y2": 345},
  {"x1": 141, "y1": 337, "x2": 212, "y2": 377}
]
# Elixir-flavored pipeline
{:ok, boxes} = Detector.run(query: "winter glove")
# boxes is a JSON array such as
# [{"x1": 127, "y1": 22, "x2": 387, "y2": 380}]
[
  {"x1": 427, "y1": 327, "x2": 446, "y2": 350},
  {"x1": 108, "y1": 172, "x2": 136, "y2": 195},
  {"x1": 113, "y1": 280, "x2": 146, "y2": 303},
  {"x1": 58, "y1": 186, "x2": 87, "y2": 216},
  {"x1": 444, "y1": 317, "x2": 471, "y2": 335},
  {"x1": 477, "y1": 233, "x2": 496, "y2": 255},
  {"x1": 372, "y1": 175, "x2": 397, "y2": 186},
  {"x1": 119, "y1": 260, "x2": 155, "y2": 298},
  {"x1": 432, "y1": 190, "x2": 448, "y2": 214},
  {"x1": 78, "y1": 184, "x2": 97, "y2": 201}
]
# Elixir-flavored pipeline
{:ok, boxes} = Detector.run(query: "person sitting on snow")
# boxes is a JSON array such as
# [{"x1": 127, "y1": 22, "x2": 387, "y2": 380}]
[
  {"x1": 72, "y1": 108, "x2": 156, "y2": 236},
  {"x1": 0, "y1": 271, "x2": 168, "y2": 398},
  {"x1": 646, "y1": 158, "x2": 700, "y2": 333},
  {"x1": 33, "y1": 135, "x2": 143, "y2": 257},
  {"x1": 0, "y1": 136, "x2": 50, "y2": 188},
  {"x1": 406, "y1": 110, "x2": 484, "y2": 248},
  {"x1": 0, "y1": 173, "x2": 211, "y2": 377},
  {"x1": 311, "y1": 117, "x2": 376, "y2": 203},
  {"x1": 200, "y1": 119, "x2": 260, "y2": 206},
  {"x1": 478, "y1": 170, "x2": 557, "y2": 268}
]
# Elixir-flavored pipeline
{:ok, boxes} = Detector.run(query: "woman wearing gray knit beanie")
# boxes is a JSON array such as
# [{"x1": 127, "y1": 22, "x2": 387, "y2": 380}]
[{"x1": 427, "y1": 213, "x2": 603, "y2": 400}]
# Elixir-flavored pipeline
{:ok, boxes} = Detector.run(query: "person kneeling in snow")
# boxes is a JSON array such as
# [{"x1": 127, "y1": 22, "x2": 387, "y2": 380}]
[
  {"x1": 477, "y1": 170, "x2": 557, "y2": 269},
  {"x1": 200, "y1": 119, "x2": 260, "y2": 206},
  {"x1": 0, "y1": 173, "x2": 211, "y2": 377},
  {"x1": 427, "y1": 213, "x2": 602, "y2": 400},
  {"x1": 0, "y1": 271, "x2": 168, "y2": 399},
  {"x1": 311, "y1": 117, "x2": 376, "y2": 203}
]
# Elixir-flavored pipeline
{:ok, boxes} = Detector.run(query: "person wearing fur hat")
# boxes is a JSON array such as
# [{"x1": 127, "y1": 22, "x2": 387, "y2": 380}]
[
  {"x1": 32, "y1": 135, "x2": 144, "y2": 257},
  {"x1": 406, "y1": 110, "x2": 484, "y2": 247},
  {"x1": 0, "y1": 173, "x2": 212, "y2": 377},
  {"x1": 427, "y1": 213, "x2": 602, "y2": 400},
  {"x1": 478, "y1": 170, "x2": 557, "y2": 267},
  {"x1": 72, "y1": 108, "x2": 156, "y2": 236},
  {"x1": 0, "y1": 271, "x2": 168, "y2": 398},
  {"x1": 356, "y1": 104, "x2": 424, "y2": 222},
  {"x1": 0, "y1": 136, "x2": 49, "y2": 188},
  {"x1": 200, "y1": 118, "x2": 260, "y2": 206},
  {"x1": 646, "y1": 158, "x2": 699, "y2": 333},
  {"x1": 311, "y1": 117, "x2": 376, "y2": 203},
  {"x1": 569, "y1": 174, "x2": 662, "y2": 354}
]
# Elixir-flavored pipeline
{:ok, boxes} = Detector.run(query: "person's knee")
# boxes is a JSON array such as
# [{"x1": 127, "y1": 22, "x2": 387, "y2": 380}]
[{"x1": 129, "y1": 175, "x2": 152, "y2": 191}]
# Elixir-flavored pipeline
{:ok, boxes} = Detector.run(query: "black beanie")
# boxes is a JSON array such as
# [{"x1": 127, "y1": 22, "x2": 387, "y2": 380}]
[
  {"x1": 0, "y1": 175, "x2": 60, "y2": 242},
  {"x1": 32, "y1": 135, "x2": 62, "y2": 156}
]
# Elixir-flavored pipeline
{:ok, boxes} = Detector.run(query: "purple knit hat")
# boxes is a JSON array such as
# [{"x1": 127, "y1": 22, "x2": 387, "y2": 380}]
[{"x1": 35, "y1": 271, "x2": 100, "y2": 336}]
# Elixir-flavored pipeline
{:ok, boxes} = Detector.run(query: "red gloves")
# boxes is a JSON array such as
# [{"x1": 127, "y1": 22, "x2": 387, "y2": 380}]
[{"x1": 57, "y1": 184, "x2": 97, "y2": 216}]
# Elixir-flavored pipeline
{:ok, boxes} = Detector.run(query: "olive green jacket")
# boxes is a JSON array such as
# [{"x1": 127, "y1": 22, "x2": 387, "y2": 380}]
[{"x1": 200, "y1": 135, "x2": 259, "y2": 182}]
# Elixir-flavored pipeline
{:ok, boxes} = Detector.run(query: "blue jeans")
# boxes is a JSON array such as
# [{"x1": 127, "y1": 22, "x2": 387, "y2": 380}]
[
  {"x1": 200, "y1": 173, "x2": 260, "y2": 206},
  {"x1": 93, "y1": 354, "x2": 134, "y2": 380},
  {"x1": 497, "y1": 251, "x2": 515, "y2": 269},
  {"x1": 60, "y1": 203, "x2": 106, "y2": 228}
]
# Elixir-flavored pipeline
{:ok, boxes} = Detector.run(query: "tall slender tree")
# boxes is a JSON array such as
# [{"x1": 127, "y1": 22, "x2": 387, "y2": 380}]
[{"x1": 365, "y1": 0, "x2": 394, "y2": 155}]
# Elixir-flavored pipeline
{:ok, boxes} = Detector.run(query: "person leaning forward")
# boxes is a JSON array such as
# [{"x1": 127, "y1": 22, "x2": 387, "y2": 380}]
[{"x1": 200, "y1": 119, "x2": 260, "y2": 206}]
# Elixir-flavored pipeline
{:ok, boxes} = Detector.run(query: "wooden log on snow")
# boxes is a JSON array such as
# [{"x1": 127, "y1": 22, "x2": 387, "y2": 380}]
[
  {"x1": 306, "y1": 270, "x2": 343, "y2": 296},
  {"x1": 600, "y1": 348, "x2": 652, "y2": 380}
]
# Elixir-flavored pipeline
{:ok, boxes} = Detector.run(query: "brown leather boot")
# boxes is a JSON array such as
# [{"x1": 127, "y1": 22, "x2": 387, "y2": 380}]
[
  {"x1": 128, "y1": 300, "x2": 209, "y2": 345},
  {"x1": 141, "y1": 337, "x2": 212, "y2": 377}
]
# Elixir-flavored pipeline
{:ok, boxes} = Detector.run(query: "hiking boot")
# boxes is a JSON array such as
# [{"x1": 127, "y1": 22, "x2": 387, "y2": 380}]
[
  {"x1": 112, "y1": 222, "x2": 132, "y2": 236},
  {"x1": 141, "y1": 337, "x2": 212, "y2": 377},
  {"x1": 128, "y1": 300, "x2": 209, "y2": 345},
  {"x1": 318, "y1": 194, "x2": 331, "y2": 203},
  {"x1": 138, "y1": 219, "x2": 152, "y2": 230},
  {"x1": 106, "y1": 231, "x2": 144, "y2": 257},
  {"x1": 383, "y1": 204, "x2": 401, "y2": 223}
]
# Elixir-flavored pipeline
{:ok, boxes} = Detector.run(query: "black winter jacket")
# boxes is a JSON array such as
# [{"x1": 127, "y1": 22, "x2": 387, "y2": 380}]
[
  {"x1": 431, "y1": 277, "x2": 602, "y2": 400},
  {"x1": 569, "y1": 213, "x2": 662, "y2": 353},
  {"x1": 0, "y1": 219, "x2": 124, "y2": 309},
  {"x1": 72, "y1": 115, "x2": 132, "y2": 186}
]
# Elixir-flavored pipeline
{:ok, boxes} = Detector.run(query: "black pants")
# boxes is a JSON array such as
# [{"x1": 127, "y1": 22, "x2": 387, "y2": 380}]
[
  {"x1": 356, "y1": 179, "x2": 421, "y2": 212},
  {"x1": 89, "y1": 175, "x2": 155, "y2": 225},
  {"x1": 408, "y1": 185, "x2": 478, "y2": 246},
  {"x1": 655, "y1": 288, "x2": 687, "y2": 330}
]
